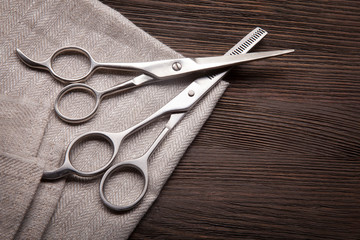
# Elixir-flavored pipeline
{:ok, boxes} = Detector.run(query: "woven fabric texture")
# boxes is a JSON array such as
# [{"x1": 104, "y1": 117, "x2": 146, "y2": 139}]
[
  {"x1": 0, "y1": 96, "x2": 50, "y2": 239},
  {"x1": 0, "y1": 0, "x2": 228, "y2": 239}
]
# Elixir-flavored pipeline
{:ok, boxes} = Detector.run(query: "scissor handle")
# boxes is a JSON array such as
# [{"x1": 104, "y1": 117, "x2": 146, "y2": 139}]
[
  {"x1": 55, "y1": 83, "x2": 102, "y2": 124},
  {"x1": 16, "y1": 46, "x2": 97, "y2": 83},
  {"x1": 42, "y1": 131, "x2": 122, "y2": 180},
  {"x1": 55, "y1": 78, "x2": 140, "y2": 123},
  {"x1": 99, "y1": 156, "x2": 149, "y2": 211}
]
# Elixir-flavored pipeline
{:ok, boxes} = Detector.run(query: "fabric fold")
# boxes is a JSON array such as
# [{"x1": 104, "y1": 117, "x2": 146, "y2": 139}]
[
  {"x1": 0, "y1": 95, "x2": 51, "y2": 239},
  {"x1": 0, "y1": 0, "x2": 228, "y2": 239},
  {"x1": 0, "y1": 153, "x2": 45, "y2": 240}
]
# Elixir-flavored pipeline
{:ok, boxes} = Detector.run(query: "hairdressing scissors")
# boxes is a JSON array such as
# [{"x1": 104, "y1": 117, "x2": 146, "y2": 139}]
[
  {"x1": 17, "y1": 37, "x2": 292, "y2": 124},
  {"x1": 40, "y1": 28, "x2": 294, "y2": 211}
]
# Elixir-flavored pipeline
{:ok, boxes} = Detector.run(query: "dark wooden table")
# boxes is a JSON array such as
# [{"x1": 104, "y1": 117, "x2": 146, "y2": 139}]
[{"x1": 100, "y1": 1, "x2": 359, "y2": 239}]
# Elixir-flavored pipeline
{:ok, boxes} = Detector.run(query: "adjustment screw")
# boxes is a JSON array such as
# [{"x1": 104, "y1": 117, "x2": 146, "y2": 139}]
[{"x1": 172, "y1": 62, "x2": 182, "y2": 71}]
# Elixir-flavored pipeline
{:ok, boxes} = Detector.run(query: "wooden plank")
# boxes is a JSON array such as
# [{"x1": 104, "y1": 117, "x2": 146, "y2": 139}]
[{"x1": 100, "y1": 1, "x2": 360, "y2": 238}]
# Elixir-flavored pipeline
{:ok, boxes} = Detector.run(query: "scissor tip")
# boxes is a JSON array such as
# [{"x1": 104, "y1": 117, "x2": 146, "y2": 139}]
[{"x1": 276, "y1": 49, "x2": 294, "y2": 56}]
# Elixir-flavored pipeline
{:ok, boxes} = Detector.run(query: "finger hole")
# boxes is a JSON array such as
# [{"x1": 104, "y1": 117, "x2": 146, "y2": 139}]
[
  {"x1": 51, "y1": 49, "x2": 92, "y2": 80},
  {"x1": 103, "y1": 166, "x2": 146, "y2": 208},
  {"x1": 69, "y1": 134, "x2": 114, "y2": 173},
  {"x1": 56, "y1": 87, "x2": 98, "y2": 122}
]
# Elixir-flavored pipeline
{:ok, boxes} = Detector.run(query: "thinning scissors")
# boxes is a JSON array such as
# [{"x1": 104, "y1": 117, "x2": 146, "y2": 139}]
[
  {"x1": 17, "y1": 39, "x2": 292, "y2": 123},
  {"x1": 40, "y1": 28, "x2": 293, "y2": 211}
]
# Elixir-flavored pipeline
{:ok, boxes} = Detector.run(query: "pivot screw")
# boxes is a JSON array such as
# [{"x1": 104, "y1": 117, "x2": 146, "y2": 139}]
[
  {"x1": 188, "y1": 90, "x2": 195, "y2": 97},
  {"x1": 172, "y1": 62, "x2": 182, "y2": 71}
]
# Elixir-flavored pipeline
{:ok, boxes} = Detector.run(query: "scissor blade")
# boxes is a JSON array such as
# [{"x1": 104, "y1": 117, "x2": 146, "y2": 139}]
[{"x1": 194, "y1": 49, "x2": 294, "y2": 68}]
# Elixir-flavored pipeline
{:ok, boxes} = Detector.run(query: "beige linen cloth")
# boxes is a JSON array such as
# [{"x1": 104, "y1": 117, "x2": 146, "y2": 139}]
[{"x1": 0, "y1": 0, "x2": 228, "y2": 239}]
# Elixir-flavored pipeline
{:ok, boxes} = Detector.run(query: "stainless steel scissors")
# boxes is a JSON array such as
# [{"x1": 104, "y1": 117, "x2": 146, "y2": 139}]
[
  {"x1": 17, "y1": 39, "x2": 292, "y2": 124},
  {"x1": 40, "y1": 28, "x2": 293, "y2": 211}
]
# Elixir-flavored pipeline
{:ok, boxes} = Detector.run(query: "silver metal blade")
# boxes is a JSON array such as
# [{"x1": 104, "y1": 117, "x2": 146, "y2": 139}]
[
  {"x1": 194, "y1": 49, "x2": 294, "y2": 68},
  {"x1": 227, "y1": 27, "x2": 268, "y2": 55},
  {"x1": 157, "y1": 27, "x2": 271, "y2": 115}
]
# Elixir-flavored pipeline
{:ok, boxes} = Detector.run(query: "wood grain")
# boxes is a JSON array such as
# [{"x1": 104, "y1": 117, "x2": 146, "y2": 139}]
[{"x1": 100, "y1": 1, "x2": 360, "y2": 239}]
